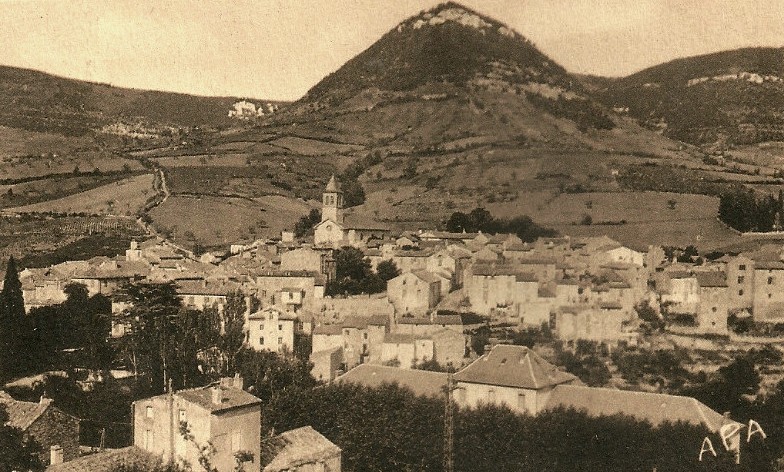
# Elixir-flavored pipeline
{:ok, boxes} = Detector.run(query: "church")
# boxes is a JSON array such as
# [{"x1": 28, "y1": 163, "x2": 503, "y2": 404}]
[{"x1": 313, "y1": 175, "x2": 390, "y2": 248}]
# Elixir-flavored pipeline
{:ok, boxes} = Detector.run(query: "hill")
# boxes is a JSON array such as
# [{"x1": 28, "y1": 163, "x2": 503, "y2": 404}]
[
  {"x1": 594, "y1": 47, "x2": 784, "y2": 146},
  {"x1": 264, "y1": 1, "x2": 625, "y2": 149},
  {"x1": 0, "y1": 64, "x2": 285, "y2": 136}
]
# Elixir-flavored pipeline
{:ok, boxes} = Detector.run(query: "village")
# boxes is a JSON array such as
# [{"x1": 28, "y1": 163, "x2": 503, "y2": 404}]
[{"x1": 2, "y1": 174, "x2": 782, "y2": 470}]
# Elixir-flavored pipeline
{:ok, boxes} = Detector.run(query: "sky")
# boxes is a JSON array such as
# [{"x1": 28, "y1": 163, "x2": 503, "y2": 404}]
[{"x1": 2, "y1": 0, "x2": 784, "y2": 100}]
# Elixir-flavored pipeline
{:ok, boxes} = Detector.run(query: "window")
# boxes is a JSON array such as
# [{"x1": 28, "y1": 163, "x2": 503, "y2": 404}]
[
  {"x1": 259, "y1": 323, "x2": 264, "y2": 331},
  {"x1": 769, "y1": 277, "x2": 775, "y2": 284},
  {"x1": 712, "y1": 307, "x2": 717, "y2": 312},
  {"x1": 517, "y1": 393, "x2": 526, "y2": 411},
  {"x1": 278, "y1": 337, "x2": 283, "y2": 344},
  {"x1": 739, "y1": 289, "x2": 744, "y2": 296},
  {"x1": 179, "y1": 409, "x2": 186, "y2": 422},
  {"x1": 738, "y1": 276, "x2": 744, "y2": 284},
  {"x1": 739, "y1": 264, "x2": 746, "y2": 270},
  {"x1": 259, "y1": 337, "x2": 264, "y2": 345},
  {"x1": 363, "y1": 332, "x2": 368, "y2": 340},
  {"x1": 288, "y1": 292, "x2": 294, "y2": 299},
  {"x1": 278, "y1": 324, "x2": 283, "y2": 331},
  {"x1": 146, "y1": 406, "x2": 154, "y2": 419}
]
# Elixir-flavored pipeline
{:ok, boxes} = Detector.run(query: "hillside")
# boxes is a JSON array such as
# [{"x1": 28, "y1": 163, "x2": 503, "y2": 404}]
[
  {"x1": 0, "y1": 64, "x2": 284, "y2": 136},
  {"x1": 594, "y1": 47, "x2": 784, "y2": 146},
  {"x1": 264, "y1": 1, "x2": 623, "y2": 149}
]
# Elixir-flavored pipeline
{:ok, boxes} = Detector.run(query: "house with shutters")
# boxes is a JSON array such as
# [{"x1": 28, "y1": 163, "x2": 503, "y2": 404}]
[
  {"x1": 452, "y1": 345, "x2": 580, "y2": 415},
  {"x1": 133, "y1": 376, "x2": 261, "y2": 472}
]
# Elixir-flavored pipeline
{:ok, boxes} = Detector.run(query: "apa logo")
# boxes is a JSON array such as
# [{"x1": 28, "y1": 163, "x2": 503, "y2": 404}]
[{"x1": 699, "y1": 419, "x2": 766, "y2": 464}]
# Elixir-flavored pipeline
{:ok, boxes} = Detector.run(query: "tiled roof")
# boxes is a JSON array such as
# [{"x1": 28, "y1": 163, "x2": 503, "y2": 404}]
[
  {"x1": 325, "y1": 174, "x2": 341, "y2": 192},
  {"x1": 544, "y1": 385, "x2": 736, "y2": 433},
  {"x1": 47, "y1": 446, "x2": 158, "y2": 472},
  {"x1": 0, "y1": 391, "x2": 52, "y2": 430},
  {"x1": 313, "y1": 324, "x2": 343, "y2": 336},
  {"x1": 175, "y1": 384, "x2": 261, "y2": 414},
  {"x1": 453, "y1": 345, "x2": 577, "y2": 390},
  {"x1": 695, "y1": 271, "x2": 728, "y2": 288},
  {"x1": 342, "y1": 315, "x2": 389, "y2": 329},
  {"x1": 336, "y1": 364, "x2": 448, "y2": 397},
  {"x1": 384, "y1": 333, "x2": 416, "y2": 344},
  {"x1": 261, "y1": 426, "x2": 340, "y2": 472},
  {"x1": 412, "y1": 270, "x2": 441, "y2": 284}
]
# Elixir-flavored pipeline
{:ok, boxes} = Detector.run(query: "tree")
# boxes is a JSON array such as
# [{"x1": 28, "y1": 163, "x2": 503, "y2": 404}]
[
  {"x1": 217, "y1": 291, "x2": 248, "y2": 376},
  {"x1": 118, "y1": 283, "x2": 210, "y2": 394},
  {"x1": 376, "y1": 260, "x2": 400, "y2": 282},
  {"x1": 326, "y1": 247, "x2": 384, "y2": 295},
  {"x1": 340, "y1": 178, "x2": 366, "y2": 208},
  {"x1": 0, "y1": 257, "x2": 30, "y2": 380},
  {"x1": 0, "y1": 404, "x2": 44, "y2": 472},
  {"x1": 294, "y1": 208, "x2": 322, "y2": 238}
]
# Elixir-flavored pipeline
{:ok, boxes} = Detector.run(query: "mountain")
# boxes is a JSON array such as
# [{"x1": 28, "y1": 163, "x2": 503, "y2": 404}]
[
  {"x1": 0, "y1": 64, "x2": 284, "y2": 136},
  {"x1": 594, "y1": 47, "x2": 784, "y2": 147},
  {"x1": 263, "y1": 1, "x2": 636, "y2": 151}
]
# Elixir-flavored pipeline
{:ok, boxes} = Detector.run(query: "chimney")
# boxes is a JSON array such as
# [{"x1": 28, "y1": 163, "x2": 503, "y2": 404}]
[
  {"x1": 211, "y1": 386, "x2": 223, "y2": 405},
  {"x1": 233, "y1": 373, "x2": 244, "y2": 390},
  {"x1": 50, "y1": 445, "x2": 63, "y2": 465}
]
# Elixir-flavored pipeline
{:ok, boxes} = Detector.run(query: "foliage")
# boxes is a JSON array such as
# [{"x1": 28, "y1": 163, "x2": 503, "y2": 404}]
[
  {"x1": 635, "y1": 300, "x2": 665, "y2": 333},
  {"x1": 262, "y1": 382, "x2": 757, "y2": 472},
  {"x1": 525, "y1": 91, "x2": 616, "y2": 131},
  {"x1": 469, "y1": 325, "x2": 491, "y2": 355},
  {"x1": 117, "y1": 282, "x2": 214, "y2": 394},
  {"x1": 445, "y1": 207, "x2": 556, "y2": 242},
  {"x1": 719, "y1": 190, "x2": 780, "y2": 232},
  {"x1": 325, "y1": 247, "x2": 385, "y2": 295},
  {"x1": 376, "y1": 260, "x2": 401, "y2": 282},
  {"x1": 554, "y1": 341, "x2": 612, "y2": 387},
  {"x1": 234, "y1": 348, "x2": 316, "y2": 404},
  {"x1": 0, "y1": 257, "x2": 29, "y2": 381},
  {"x1": 682, "y1": 355, "x2": 761, "y2": 416},
  {"x1": 294, "y1": 208, "x2": 321, "y2": 238},
  {"x1": 611, "y1": 346, "x2": 691, "y2": 391},
  {"x1": 339, "y1": 177, "x2": 366, "y2": 208}
]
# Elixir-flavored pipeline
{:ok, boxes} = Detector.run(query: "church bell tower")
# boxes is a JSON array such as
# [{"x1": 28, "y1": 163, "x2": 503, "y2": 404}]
[{"x1": 322, "y1": 174, "x2": 344, "y2": 224}]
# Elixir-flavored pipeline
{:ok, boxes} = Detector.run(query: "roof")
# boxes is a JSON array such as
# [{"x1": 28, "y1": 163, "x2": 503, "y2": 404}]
[
  {"x1": 174, "y1": 384, "x2": 262, "y2": 414},
  {"x1": 695, "y1": 271, "x2": 728, "y2": 288},
  {"x1": 384, "y1": 333, "x2": 416, "y2": 344},
  {"x1": 336, "y1": 364, "x2": 448, "y2": 397},
  {"x1": 325, "y1": 174, "x2": 341, "y2": 193},
  {"x1": 261, "y1": 426, "x2": 340, "y2": 472},
  {"x1": 453, "y1": 345, "x2": 577, "y2": 390},
  {"x1": 412, "y1": 270, "x2": 441, "y2": 284},
  {"x1": 343, "y1": 215, "x2": 390, "y2": 231},
  {"x1": 544, "y1": 385, "x2": 736, "y2": 433},
  {"x1": 47, "y1": 446, "x2": 158, "y2": 472},
  {"x1": 420, "y1": 231, "x2": 480, "y2": 240},
  {"x1": 342, "y1": 314, "x2": 389, "y2": 329},
  {"x1": 0, "y1": 391, "x2": 53, "y2": 430},
  {"x1": 313, "y1": 324, "x2": 343, "y2": 336}
]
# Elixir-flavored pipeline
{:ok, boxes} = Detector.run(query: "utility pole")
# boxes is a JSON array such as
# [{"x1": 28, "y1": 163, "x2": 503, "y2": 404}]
[{"x1": 444, "y1": 372, "x2": 454, "y2": 472}]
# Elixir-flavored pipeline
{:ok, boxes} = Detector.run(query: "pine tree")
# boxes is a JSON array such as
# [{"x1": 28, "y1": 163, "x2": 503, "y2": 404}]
[{"x1": 0, "y1": 257, "x2": 28, "y2": 380}]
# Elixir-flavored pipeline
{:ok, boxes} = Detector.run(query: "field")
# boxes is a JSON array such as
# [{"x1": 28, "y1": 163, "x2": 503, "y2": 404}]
[
  {"x1": 148, "y1": 194, "x2": 312, "y2": 248},
  {"x1": 0, "y1": 126, "x2": 93, "y2": 157},
  {"x1": 0, "y1": 215, "x2": 144, "y2": 268},
  {"x1": 8, "y1": 173, "x2": 157, "y2": 216}
]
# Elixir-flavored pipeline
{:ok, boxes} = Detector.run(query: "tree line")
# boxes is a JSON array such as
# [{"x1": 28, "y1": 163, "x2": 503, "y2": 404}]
[
  {"x1": 718, "y1": 189, "x2": 781, "y2": 232},
  {"x1": 445, "y1": 207, "x2": 557, "y2": 242}
]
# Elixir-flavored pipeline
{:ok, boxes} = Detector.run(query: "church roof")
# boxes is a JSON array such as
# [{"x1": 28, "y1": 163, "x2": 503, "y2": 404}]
[{"x1": 325, "y1": 174, "x2": 341, "y2": 193}]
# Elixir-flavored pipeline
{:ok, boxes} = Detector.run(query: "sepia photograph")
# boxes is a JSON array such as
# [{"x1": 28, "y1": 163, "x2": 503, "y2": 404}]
[{"x1": 0, "y1": 0, "x2": 783, "y2": 470}]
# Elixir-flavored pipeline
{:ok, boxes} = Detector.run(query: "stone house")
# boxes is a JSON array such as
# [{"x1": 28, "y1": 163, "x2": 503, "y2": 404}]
[
  {"x1": 133, "y1": 376, "x2": 261, "y2": 472},
  {"x1": 381, "y1": 333, "x2": 433, "y2": 368},
  {"x1": 724, "y1": 254, "x2": 754, "y2": 310},
  {"x1": 254, "y1": 270, "x2": 325, "y2": 309},
  {"x1": 453, "y1": 345, "x2": 580, "y2": 415},
  {"x1": 387, "y1": 271, "x2": 441, "y2": 315},
  {"x1": 752, "y1": 260, "x2": 784, "y2": 322},
  {"x1": 310, "y1": 346, "x2": 343, "y2": 383},
  {"x1": 246, "y1": 306, "x2": 297, "y2": 353},
  {"x1": 431, "y1": 327, "x2": 467, "y2": 368},
  {"x1": 695, "y1": 271, "x2": 729, "y2": 334},
  {"x1": 261, "y1": 426, "x2": 341, "y2": 472},
  {"x1": 0, "y1": 392, "x2": 79, "y2": 466},
  {"x1": 552, "y1": 305, "x2": 630, "y2": 343},
  {"x1": 394, "y1": 314, "x2": 463, "y2": 336}
]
